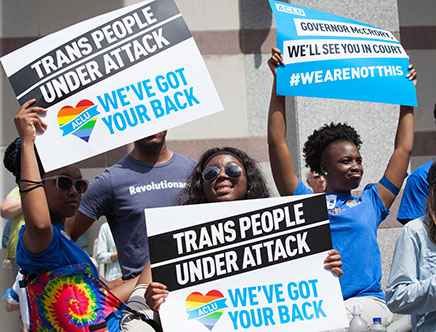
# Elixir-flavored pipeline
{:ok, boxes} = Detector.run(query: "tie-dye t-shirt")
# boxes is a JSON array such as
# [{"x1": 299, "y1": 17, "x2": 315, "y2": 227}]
[{"x1": 16, "y1": 226, "x2": 123, "y2": 331}]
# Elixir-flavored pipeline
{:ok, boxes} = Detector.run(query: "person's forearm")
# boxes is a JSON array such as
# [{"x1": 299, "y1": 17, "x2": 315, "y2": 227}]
[
  {"x1": 267, "y1": 79, "x2": 287, "y2": 147},
  {"x1": 111, "y1": 275, "x2": 140, "y2": 302},
  {"x1": 20, "y1": 140, "x2": 51, "y2": 230},
  {"x1": 13, "y1": 100, "x2": 51, "y2": 252},
  {"x1": 137, "y1": 264, "x2": 152, "y2": 285},
  {"x1": 379, "y1": 104, "x2": 415, "y2": 206},
  {"x1": 387, "y1": 277, "x2": 436, "y2": 315},
  {"x1": 0, "y1": 201, "x2": 21, "y2": 219},
  {"x1": 267, "y1": 80, "x2": 299, "y2": 196},
  {"x1": 394, "y1": 105, "x2": 414, "y2": 156}
]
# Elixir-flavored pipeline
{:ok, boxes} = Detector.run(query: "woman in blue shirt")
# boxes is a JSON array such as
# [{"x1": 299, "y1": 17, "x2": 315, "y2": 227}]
[{"x1": 267, "y1": 48, "x2": 416, "y2": 326}]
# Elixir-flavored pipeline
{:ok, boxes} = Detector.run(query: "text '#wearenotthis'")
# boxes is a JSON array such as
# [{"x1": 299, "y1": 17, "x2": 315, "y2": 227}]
[{"x1": 269, "y1": 0, "x2": 417, "y2": 106}]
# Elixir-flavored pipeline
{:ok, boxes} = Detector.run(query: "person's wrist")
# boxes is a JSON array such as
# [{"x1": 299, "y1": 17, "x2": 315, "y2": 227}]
[{"x1": 21, "y1": 137, "x2": 35, "y2": 146}]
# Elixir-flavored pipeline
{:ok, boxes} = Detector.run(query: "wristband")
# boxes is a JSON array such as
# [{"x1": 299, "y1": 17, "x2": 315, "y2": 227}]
[{"x1": 19, "y1": 183, "x2": 43, "y2": 193}]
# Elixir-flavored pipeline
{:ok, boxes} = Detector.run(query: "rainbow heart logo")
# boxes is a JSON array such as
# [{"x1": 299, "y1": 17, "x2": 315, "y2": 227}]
[
  {"x1": 57, "y1": 99, "x2": 100, "y2": 142},
  {"x1": 185, "y1": 290, "x2": 227, "y2": 330}
]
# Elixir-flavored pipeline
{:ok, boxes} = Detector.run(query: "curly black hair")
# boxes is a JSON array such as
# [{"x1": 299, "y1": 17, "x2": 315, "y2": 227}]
[
  {"x1": 3, "y1": 137, "x2": 44, "y2": 183},
  {"x1": 181, "y1": 147, "x2": 270, "y2": 204},
  {"x1": 303, "y1": 122, "x2": 362, "y2": 174}
]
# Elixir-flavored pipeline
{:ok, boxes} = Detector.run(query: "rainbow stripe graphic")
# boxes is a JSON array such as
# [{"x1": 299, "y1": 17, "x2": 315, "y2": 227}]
[
  {"x1": 185, "y1": 290, "x2": 227, "y2": 330},
  {"x1": 57, "y1": 100, "x2": 99, "y2": 142}
]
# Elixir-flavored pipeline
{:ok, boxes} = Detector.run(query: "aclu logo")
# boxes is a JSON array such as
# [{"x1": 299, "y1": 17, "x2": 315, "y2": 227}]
[
  {"x1": 186, "y1": 290, "x2": 227, "y2": 330},
  {"x1": 276, "y1": 4, "x2": 306, "y2": 17}
]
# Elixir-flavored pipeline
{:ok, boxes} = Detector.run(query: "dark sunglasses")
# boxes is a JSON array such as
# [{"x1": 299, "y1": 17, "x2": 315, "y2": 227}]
[
  {"x1": 43, "y1": 175, "x2": 88, "y2": 194},
  {"x1": 202, "y1": 163, "x2": 243, "y2": 182}
]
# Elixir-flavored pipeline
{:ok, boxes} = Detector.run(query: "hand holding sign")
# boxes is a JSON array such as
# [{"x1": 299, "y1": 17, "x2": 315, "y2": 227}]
[
  {"x1": 323, "y1": 250, "x2": 343, "y2": 277},
  {"x1": 14, "y1": 100, "x2": 47, "y2": 142},
  {"x1": 146, "y1": 282, "x2": 169, "y2": 312},
  {"x1": 407, "y1": 64, "x2": 417, "y2": 86},
  {"x1": 268, "y1": 47, "x2": 285, "y2": 76}
]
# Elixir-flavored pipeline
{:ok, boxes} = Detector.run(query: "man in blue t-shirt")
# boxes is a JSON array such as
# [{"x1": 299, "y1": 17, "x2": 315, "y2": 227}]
[
  {"x1": 68, "y1": 131, "x2": 196, "y2": 280},
  {"x1": 397, "y1": 160, "x2": 432, "y2": 224}
]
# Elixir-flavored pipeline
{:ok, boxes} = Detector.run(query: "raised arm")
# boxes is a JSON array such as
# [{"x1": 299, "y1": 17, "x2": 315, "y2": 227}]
[
  {"x1": 267, "y1": 48, "x2": 299, "y2": 196},
  {"x1": 377, "y1": 66, "x2": 416, "y2": 208},
  {"x1": 14, "y1": 99, "x2": 50, "y2": 253}
]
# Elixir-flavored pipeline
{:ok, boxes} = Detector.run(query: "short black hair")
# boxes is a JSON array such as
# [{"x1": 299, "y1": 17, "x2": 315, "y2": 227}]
[
  {"x1": 303, "y1": 122, "x2": 362, "y2": 174},
  {"x1": 3, "y1": 138, "x2": 44, "y2": 183},
  {"x1": 181, "y1": 147, "x2": 270, "y2": 204}
]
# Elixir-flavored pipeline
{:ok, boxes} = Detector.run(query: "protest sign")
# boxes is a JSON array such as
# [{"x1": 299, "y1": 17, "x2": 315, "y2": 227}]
[
  {"x1": 269, "y1": 0, "x2": 417, "y2": 106},
  {"x1": 1, "y1": 0, "x2": 223, "y2": 171},
  {"x1": 146, "y1": 195, "x2": 348, "y2": 332}
]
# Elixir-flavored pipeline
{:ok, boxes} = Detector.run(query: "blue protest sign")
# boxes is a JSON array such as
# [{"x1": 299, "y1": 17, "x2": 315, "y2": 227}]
[{"x1": 269, "y1": 0, "x2": 417, "y2": 106}]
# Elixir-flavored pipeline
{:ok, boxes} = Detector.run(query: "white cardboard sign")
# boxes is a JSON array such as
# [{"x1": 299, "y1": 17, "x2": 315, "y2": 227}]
[
  {"x1": 145, "y1": 195, "x2": 348, "y2": 332},
  {"x1": 1, "y1": 0, "x2": 222, "y2": 171}
]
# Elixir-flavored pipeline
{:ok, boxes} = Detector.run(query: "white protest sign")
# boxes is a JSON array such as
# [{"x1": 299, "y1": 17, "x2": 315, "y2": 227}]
[
  {"x1": 1, "y1": 0, "x2": 222, "y2": 171},
  {"x1": 146, "y1": 195, "x2": 348, "y2": 332}
]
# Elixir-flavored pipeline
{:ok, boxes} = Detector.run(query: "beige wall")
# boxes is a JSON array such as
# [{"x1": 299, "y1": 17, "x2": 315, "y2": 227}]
[{"x1": 398, "y1": 0, "x2": 436, "y2": 163}]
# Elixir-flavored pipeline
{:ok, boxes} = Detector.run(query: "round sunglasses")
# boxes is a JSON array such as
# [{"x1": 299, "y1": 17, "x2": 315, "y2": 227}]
[
  {"x1": 202, "y1": 162, "x2": 243, "y2": 182},
  {"x1": 43, "y1": 175, "x2": 88, "y2": 194}
]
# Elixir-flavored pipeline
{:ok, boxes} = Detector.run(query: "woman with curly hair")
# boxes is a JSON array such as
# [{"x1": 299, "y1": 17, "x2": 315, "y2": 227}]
[
  {"x1": 386, "y1": 161, "x2": 436, "y2": 331},
  {"x1": 267, "y1": 48, "x2": 416, "y2": 326},
  {"x1": 132, "y1": 146, "x2": 342, "y2": 317},
  {"x1": 8, "y1": 100, "x2": 158, "y2": 332},
  {"x1": 182, "y1": 147, "x2": 270, "y2": 204}
]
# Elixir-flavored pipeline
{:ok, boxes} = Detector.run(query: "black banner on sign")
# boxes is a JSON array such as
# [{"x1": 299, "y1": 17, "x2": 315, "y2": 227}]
[
  {"x1": 149, "y1": 194, "x2": 327, "y2": 264},
  {"x1": 9, "y1": 0, "x2": 179, "y2": 97},
  {"x1": 149, "y1": 195, "x2": 332, "y2": 291},
  {"x1": 152, "y1": 223, "x2": 331, "y2": 291},
  {"x1": 16, "y1": 16, "x2": 191, "y2": 108}
]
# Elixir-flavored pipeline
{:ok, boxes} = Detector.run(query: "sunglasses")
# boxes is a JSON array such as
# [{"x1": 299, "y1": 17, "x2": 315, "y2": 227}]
[
  {"x1": 202, "y1": 162, "x2": 243, "y2": 182},
  {"x1": 43, "y1": 175, "x2": 88, "y2": 194}
]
